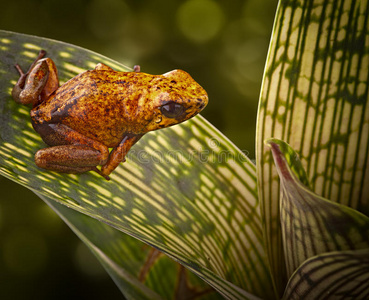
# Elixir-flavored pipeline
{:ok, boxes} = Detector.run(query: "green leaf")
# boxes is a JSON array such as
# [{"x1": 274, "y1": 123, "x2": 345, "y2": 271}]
[
  {"x1": 42, "y1": 194, "x2": 221, "y2": 300},
  {"x1": 256, "y1": 0, "x2": 369, "y2": 294},
  {"x1": 283, "y1": 248, "x2": 369, "y2": 299},
  {"x1": 266, "y1": 138, "x2": 369, "y2": 277},
  {"x1": 0, "y1": 30, "x2": 273, "y2": 299}
]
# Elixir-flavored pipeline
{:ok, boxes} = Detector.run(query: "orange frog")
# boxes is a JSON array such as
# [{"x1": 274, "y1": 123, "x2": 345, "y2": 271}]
[{"x1": 12, "y1": 50, "x2": 208, "y2": 180}]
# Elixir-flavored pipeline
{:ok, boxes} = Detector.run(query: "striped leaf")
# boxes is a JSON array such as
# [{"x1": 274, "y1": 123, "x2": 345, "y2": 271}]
[
  {"x1": 42, "y1": 195, "x2": 221, "y2": 300},
  {"x1": 0, "y1": 30, "x2": 273, "y2": 299},
  {"x1": 256, "y1": 0, "x2": 369, "y2": 293},
  {"x1": 267, "y1": 138, "x2": 369, "y2": 277},
  {"x1": 284, "y1": 248, "x2": 369, "y2": 299}
]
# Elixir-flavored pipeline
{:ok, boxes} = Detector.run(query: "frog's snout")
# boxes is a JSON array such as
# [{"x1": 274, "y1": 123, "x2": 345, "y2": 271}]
[
  {"x1": 198, "y1": 101, "x2": 206, "y2": 110},
  {"x1": 197, "y1": 97, "x2": 208, "y2": 111},
  {"x1": 195, "y1": 90, "x2": 209, "y2": 112}
]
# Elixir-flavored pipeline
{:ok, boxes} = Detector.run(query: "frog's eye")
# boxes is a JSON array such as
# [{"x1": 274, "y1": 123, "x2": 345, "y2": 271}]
[{"x1": 160, "y1": 102, "x2": 186, "y2": 119}]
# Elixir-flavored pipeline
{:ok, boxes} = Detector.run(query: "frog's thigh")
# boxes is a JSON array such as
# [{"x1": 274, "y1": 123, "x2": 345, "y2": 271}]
[
  {"x1": 33, "y1": 122, "x2": 109, "y2": 161},
  {"x1": 35, "y1": 145, "x2": 106, "y2": 174}
]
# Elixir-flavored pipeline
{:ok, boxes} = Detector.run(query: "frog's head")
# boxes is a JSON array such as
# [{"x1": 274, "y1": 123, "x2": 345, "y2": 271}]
[{"x1": 144, "y1": 69, "x2": 208, "y2": 132}]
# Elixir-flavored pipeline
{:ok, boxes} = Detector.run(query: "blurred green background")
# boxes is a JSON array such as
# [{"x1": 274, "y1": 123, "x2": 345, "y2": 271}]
[{"x1": 0, "y1": 0, "x2": 277, "y2": 298}]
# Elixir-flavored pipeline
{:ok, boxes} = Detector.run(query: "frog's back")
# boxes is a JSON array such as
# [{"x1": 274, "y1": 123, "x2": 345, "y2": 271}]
[{"x1": 31, "y1": 70, "x2": 149, "y2": 147}]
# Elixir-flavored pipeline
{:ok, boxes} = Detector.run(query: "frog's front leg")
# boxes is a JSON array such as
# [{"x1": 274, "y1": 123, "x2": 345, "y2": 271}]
[
  {"x1": 12, "y1": 50, "x2": 59, "y2": 107},
  {"x1": 33, "y1": 123, "x2": 110, "y2": 180},
  {"x1": 101, "y1": 134, "x2": 143, "y2": 177}
]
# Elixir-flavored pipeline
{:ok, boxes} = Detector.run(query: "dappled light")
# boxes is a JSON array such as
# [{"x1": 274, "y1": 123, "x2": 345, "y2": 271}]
[{"x1": 0, "y1": 2, "x2": 276, "y2": 297}]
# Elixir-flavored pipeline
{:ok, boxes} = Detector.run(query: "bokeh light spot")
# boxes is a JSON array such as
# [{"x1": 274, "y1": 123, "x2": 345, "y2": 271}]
[{"x1": 177, "y1": 0, "x2": 224, "y2": 43}]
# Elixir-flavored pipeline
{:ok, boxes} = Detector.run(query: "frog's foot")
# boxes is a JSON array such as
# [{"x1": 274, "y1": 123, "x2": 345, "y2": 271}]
[
  {"x1": 13, "y1": 50, "x2": 47, "y2": 89},
  {"x1": 14, "y1": 50, "x2": 46, "y2": 78},
  {"x1": 34, "y1": 145, "x2": 110, "y2": 180},
  {"x1": 12, "y1": 50, "x2": 49, "y2": 106}
]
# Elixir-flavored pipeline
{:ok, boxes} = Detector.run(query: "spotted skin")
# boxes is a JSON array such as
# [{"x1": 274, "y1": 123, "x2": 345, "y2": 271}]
[{"x1": 12, "y1": 51, "x2": 208, "y2": 180}]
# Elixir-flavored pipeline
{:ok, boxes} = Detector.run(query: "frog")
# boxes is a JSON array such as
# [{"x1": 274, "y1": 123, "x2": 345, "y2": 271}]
[{"x1": 12, "y1": 50, "x2": 208, "y2": 180}]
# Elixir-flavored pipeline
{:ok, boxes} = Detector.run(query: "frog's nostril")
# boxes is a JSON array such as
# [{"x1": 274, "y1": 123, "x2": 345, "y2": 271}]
[{"x1": 198, "y1": 102, "x2": 206, "y2": 110}]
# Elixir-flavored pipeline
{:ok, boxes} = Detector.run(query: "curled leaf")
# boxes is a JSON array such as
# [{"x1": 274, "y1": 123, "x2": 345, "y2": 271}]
[
  {"x1": 284, "y1": 248, "x2": 369, "y2": 299},
  {"x1": 266, "y1": 138, "x2": 369, "y2": 277},
  {"x1": 257, "y1": 0, "x2": 369, "y2": 294}
]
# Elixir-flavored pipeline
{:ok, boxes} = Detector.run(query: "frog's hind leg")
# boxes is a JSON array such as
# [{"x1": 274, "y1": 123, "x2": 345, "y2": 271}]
[
  {"x1": 12, "y1": 50, "x2": 59, "y2": 107},
  {"x1": 33, "y1": 122, "x2": 110, "y2": 180},
  {"x1": 12, "y1": 50, "x2": 48, "y2": 106},
  {"x1": 14, "y1": 50, "x2": 47, "y2": 80},
  {"x1": 35, "y1": 145, "x2": 110, "y2": 180}
]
